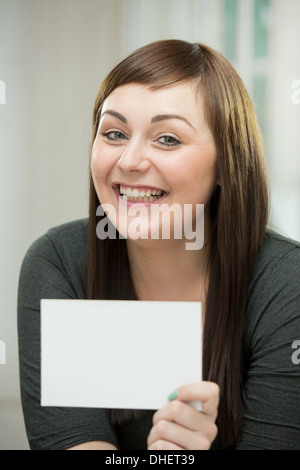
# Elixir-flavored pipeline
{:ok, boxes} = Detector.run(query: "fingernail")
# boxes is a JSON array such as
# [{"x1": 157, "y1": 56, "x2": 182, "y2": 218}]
[{"x1": 168, "y1": 390, "x2": 179, "y2": 401}]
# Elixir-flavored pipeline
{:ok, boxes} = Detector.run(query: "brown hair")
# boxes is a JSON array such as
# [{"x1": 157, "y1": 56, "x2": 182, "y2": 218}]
[{"x1": 87, "y1": 39, "x2": 269, "y2": 448}]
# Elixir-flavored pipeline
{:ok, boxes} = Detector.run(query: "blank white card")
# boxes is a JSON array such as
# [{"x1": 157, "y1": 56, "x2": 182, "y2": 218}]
[{"x1": 41, "y1": 299, "x2": 202, "y2": 410}]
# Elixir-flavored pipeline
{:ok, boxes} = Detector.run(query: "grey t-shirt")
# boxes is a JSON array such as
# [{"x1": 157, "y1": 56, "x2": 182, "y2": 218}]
[{"x1": 17, "y1": 219, "x2": 300, "y2": 450}]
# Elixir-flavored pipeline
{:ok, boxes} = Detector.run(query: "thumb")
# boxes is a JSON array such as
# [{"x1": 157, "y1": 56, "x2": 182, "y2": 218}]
[{"x1": 168, "y1": 381, "x2": 220, "y2": 416}]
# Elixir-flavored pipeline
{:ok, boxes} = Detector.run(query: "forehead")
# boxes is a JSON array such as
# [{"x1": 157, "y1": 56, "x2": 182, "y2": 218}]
[{"x1": 101, "y1": 81, "x2": 204, "y2": 120}]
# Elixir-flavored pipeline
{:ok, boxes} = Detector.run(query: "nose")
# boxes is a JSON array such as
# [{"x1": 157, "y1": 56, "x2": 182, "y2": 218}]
[{"x1": 117, "y1": 141, "x2": 151, "y2": 173}]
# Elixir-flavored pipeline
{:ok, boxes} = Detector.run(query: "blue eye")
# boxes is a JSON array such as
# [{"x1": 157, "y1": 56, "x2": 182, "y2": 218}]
[
  {"x1": 102, "y1": 130, "x2": 127, "y2": 141},
  {"x1": 158, "y1": 135, "x2": 181, "y2": 147}
]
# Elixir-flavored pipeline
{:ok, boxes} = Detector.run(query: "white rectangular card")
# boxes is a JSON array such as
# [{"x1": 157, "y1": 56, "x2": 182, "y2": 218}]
[{"x1": 41, "y1": 299, "x2": 202, "y2": 410}]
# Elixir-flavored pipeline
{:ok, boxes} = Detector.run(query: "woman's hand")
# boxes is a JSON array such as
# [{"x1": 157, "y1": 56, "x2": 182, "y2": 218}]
[{"x1": 147, "y1": 381, "x2": 219, "y2": 450}]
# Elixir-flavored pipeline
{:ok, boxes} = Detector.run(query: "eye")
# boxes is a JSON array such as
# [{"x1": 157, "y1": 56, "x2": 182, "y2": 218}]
[
  {"x1": 101, "y1": 130, "x2": 127, "y2": 142},
  {"x1": 157, "y1": 135, "x2": 182, "y2": 148}
]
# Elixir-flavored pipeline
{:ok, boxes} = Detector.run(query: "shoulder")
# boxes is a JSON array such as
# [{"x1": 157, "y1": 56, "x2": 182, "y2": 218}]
[
  {"x1": 249, "y1": 228, "x2": 300, "y2": 295},
  {"x1": 22, "y1": 218, "x2": 89, "y2": 266},
  {"x1": 19, "y1": 218, "x2": 89, "y2": 299},
  {"x1": 239, "y1": 230, "x2": 300, "y2": 449},
  {"x1": 254, "y1": 228, "x2": 300, "y2": 271},
  {"x1": 245, "y1": 229, "x2": 300, "y2": 352}
]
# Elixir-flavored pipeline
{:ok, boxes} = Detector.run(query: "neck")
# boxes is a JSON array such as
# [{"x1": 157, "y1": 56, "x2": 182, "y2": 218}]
[{"x1": 126, "y1": 237, "x2": 210, "y2": 303}]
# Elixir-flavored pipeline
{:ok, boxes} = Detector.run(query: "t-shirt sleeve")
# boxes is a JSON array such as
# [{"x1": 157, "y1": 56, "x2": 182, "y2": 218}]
[
  {"x1": 236, "y1": 241, "x2": 300, "y2": 449},
  {"x1": 17, "y1": 226, "x2": 118, "y2": 450}
]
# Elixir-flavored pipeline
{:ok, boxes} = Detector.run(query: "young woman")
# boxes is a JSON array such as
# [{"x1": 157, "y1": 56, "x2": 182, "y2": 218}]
[{"x1": 18, "y1": 39, "x2": 300, "y2": 450}]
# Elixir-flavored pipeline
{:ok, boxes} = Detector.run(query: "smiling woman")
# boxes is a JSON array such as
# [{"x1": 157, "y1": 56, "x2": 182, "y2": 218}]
[
  {"x1": 18, "y1": 39, "x2": 300, "y2": 450},
  {"x1": 90, "y1": 81, "x2": 216, "y2": 245}
]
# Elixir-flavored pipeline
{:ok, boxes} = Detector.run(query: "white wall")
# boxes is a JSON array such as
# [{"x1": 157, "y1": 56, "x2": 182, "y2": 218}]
[
  {"x1": 266, "y1": 0, "x2": 300, "y2": 240},
  {"x1": 0, "y1": 0, "x2": 299, "y2": 450},
  {"x1": 0, "y1": 0, "x2": 123, "y2": 450}
]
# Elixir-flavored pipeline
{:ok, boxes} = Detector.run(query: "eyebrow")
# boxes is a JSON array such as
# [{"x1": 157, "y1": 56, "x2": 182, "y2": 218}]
[
  {"x1": 151, "y1": 114, "x2": 195, "y2": 129},
  {"x1": 100, "y1": 110, "x2": 127, "y2": 123},
  {"x1": 101, "y1": 109, "x2": 195, "y2": 129}
]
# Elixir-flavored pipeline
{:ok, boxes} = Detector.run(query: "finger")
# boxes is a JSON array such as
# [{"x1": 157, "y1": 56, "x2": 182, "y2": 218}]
[
  {"x1": 148, "y1": 418, "x2": 214, "y2": 450},
  {"x1": 152, "y1": 399, "x2": 212, "y2": 432},
  {"x1": 170, "y1": 381, "x2": 220, "y2": 418},
  {"x1": 147, "y1": 438, "x2": 183, "y2": 451}
]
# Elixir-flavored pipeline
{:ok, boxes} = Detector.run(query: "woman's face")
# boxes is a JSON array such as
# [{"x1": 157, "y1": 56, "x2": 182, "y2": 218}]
[{"x1": 91, "y1": 81, "x2": 217, "y2": 244}]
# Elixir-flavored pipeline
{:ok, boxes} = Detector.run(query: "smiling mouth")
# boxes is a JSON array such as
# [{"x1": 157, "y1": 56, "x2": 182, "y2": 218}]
[{"x1": 113, "y1": 184, "x2": 167, "y2": 202}]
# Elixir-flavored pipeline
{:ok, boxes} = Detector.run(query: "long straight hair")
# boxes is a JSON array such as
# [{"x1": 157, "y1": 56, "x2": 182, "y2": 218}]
[{"x1": 86, "y1": 40, "x2": 269, "y2": 448}]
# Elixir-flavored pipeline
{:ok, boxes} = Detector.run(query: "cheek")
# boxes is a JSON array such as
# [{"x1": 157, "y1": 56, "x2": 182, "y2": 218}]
[
  {"x1": 172, "y1": 152, "x2": 217, "y2": 204},
  {"x1": 90, "y1": 142, "x2": 112, "y2": 184},
  {"x1": 199, "y1": 159, "x2": 218, "y2": 193},
  {"x1": 90, "y1": 146, "x2": 113, "y2": 206},
  {"x1": 191, "y1": 148, "x2": 218, "y2": 199}
]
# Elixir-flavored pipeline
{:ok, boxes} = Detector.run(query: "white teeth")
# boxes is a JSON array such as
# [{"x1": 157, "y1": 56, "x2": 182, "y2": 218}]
[{"x1": 119, "y1": 185, "x2": 164, "y2": 202}]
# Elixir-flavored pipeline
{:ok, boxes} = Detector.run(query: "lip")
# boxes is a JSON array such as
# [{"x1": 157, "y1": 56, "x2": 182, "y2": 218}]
[
  {"x1": 112, "y1": 182, "x2": 167, "y2": 193},
  {"x1": 112, "y1": 183, "x2": 169, "y2": 206}
]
